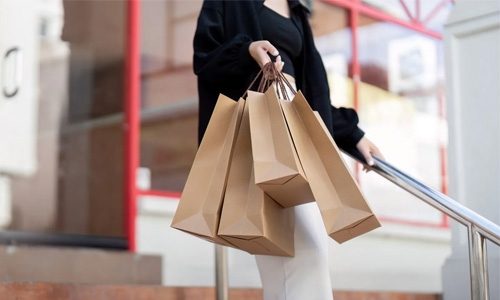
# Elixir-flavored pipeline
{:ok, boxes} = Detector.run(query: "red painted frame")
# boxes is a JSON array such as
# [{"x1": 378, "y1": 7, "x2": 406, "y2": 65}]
[
  {"x1": 324, "y1": 0, "x2": 444, "y2": 39},
  {"x1": 138, "y1": 189, "x2": 182, "y2": 199},
  {"x1": 124, "y1": 0, "x2": 140, "y2": 251},
  {"x1": 124, "y1": 0, "x2": 452, "y2": 251}
]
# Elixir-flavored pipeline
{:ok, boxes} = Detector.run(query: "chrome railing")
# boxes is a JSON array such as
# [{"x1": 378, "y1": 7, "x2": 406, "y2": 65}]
[
  {"x1": 371, "y1": 156, "x2": 499, "y2": 300},
  {"x1": 215, "y1": 156, "x2": 500, "y2": 300}
]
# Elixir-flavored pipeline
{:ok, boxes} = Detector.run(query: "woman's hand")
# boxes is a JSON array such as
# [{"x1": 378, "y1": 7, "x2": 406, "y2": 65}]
[
  {"x1": 356, "y1": 136, "x2": 384, "y2": 172},
  {"x1": 249, "y1": 40, "x2": 284, "y2": 72}
]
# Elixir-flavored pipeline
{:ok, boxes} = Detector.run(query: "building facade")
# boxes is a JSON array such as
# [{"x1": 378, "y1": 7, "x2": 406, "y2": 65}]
[{"x1": 0, "y1": 0, "x2": 460, "y2": 296}]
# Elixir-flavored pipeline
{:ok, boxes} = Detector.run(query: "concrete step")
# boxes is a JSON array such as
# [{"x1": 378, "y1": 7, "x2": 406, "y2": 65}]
[
  {"x1": 0, "y1": 245, "x2": 161, "y2": 285},
  {"x1": 0, "y1": 283, "x2": 441, "y2": 300}
]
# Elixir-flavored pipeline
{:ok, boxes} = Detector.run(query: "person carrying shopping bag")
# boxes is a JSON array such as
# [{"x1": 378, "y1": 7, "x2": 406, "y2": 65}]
[{"x1": 192, "y1": 0, "x2": 385, "y2": 299}]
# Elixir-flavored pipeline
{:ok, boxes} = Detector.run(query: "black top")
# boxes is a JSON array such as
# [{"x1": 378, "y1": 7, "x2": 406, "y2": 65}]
[
  {"x1": 260, "y1": 5, "x2": 303, "y2": 77},
  {"x1": 193, "y1": 0, "x2": 366, "y2": 162}
]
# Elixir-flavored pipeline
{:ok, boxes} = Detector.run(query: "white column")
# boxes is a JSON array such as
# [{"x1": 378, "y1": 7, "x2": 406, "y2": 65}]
[{"x1": 442, "y1": 1, "x2": 500, "y2": 299}]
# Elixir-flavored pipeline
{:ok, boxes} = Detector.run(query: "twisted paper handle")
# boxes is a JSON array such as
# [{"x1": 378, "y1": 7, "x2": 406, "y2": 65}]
[{"x1": 242, "y1": 62, "x2": 297, "y2": 100}]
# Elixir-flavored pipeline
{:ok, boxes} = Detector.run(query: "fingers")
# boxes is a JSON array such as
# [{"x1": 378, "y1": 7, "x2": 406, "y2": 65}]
[
  {"x1": 249, "y1": 40, "x2": 287, "y2": 72},
  {"x1": 258, "y1": 41, "x2": 278, "y2": 67},
  {"x1": 361, "y1": 147, "x2": 374, "y2": 167},
  {"x1": 266, "y1": 41, "x2": 284, "y2": 71},
  {"x1": 373, "y1": 146, "x2": 385, "y2": 161},
  {"x1": 256, "y1": 50, "x2": 272, "y2": 67},
  {"x1": 275, "y1": 55, "x2": 284, "y2": 72},
  {"x1": 367, "y1": 141, "x2": 384, "y2": 162},
  {"x1": 357, "y1": 138, "x2": 374, "y2": 167},
  {"x1": 262, "y1": 40, "x2": 279, "y2": 57}
]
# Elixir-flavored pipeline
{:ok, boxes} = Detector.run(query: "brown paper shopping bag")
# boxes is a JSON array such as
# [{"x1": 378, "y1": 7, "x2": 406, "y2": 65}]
[
  {"x1": 218, "y1": 100, "x2": 294, "y2": 256},
  {"x1": 171, "y1": 95, "x2": 245, "y2": 246},
  {"x1": 279, "y1": 91, "x2": 381, "y2": 243},
  {"x1": 247, "y1": 87, "x2": 313, "y2": 207}
]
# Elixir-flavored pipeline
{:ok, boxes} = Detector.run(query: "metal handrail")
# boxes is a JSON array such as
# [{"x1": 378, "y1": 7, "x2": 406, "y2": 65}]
[
  {"x1": 370, "y1": 156, "x2": 499, "y2": 300},
  {"x1": 372, "y1": 157, "x2": 500, "y2": 245},
  {"x1": 215, "y1": 155, "x2": 500, "y2": 300}
]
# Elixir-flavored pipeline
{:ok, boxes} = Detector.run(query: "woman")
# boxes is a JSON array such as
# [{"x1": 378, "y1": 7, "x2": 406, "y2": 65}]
[{"x1": 193, "y1": 0, "x2": 384, "y2": 299}]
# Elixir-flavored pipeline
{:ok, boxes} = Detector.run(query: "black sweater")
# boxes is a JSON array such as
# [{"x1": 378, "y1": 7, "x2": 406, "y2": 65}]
[{"x1": 193, "y1": 0, "x2": 365, "y2": 158}]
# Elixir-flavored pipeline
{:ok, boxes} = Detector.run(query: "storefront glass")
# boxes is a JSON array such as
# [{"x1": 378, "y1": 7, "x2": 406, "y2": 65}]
[
  {"x1": 312, "y1": 3, "x2": 353, "y2": 109},
  {"x1": 1, "y1": 0, "x2": 127, "y2": 237},
  {"x1": 139, "y1": 0, "x2": 201, "y2": 192},
  {"x1": 362, "y1": 0, "x2": 452, "y2": 32},
  {"x1": 0, "y1": 0, "x2": 450, "y2": 244},
  {"x1": 356, "y1": 16, "x2": 447, "y2": 225}
]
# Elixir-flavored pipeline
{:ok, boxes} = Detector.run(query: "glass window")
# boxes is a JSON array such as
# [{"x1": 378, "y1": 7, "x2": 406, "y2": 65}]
[
  {"x1": 312, "y1": 3, "x2": 354, "y2": 109},
  {"x1": 356, "y1": 16, "x2": 447, "y2": 225},
  {"x1": 1, "y1": 0, "x2": 127, "y2": 237},
  {"x1": 362, "y1": 0, "x2": 452, "y2": 32},
  {"x1": 362, "y1": 0, "x2": 413, "y2": 21},
  {"x1": 139, "y1": 0, "x2": 202, "y2": 192}
]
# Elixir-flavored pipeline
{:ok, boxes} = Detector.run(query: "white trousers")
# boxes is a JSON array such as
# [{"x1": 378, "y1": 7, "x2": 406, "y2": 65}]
[{"x1": 255, "y1": 203, "x2": 333, "y2": 300}]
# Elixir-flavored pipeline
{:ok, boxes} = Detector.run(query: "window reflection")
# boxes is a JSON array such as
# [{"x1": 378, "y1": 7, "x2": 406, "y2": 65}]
[
  {"x1": 312, "y1": 3, "x2": 353, "y2": 109},
  {"x1": 139, "y1": 0, "x2": 202, "y2": 192},
  {"x1": 2, "y1": 0, "x2": 127, "y2": 237},
  {"x1": 357, "y1": 18, "x2": 446, "y2": 224},
  {"x1": 311, "y1": 4, "x2": 448, "y2": 226}
]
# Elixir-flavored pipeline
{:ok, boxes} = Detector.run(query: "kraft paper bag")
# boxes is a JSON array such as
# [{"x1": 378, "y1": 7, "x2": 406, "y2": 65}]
[
  {"x1": 279, "y1": 91, "x2": 381, "y2": 243},
  {"x1": 247, "y1": 88, "x2": 313, "y2": 207},
  {"x1": 218, "y1": 100, "x2": 294, "y2": 256},
  {"x1": 171, "y1": 95, "x2": 245, "y2": 246}
]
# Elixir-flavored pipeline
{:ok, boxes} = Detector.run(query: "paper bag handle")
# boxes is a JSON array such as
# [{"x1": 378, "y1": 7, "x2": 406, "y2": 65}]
[
  {"x1": 261, "y1": 62, "x2": 297, "y2": 101},
  {"x1": 241, "y1": 62, "x2": 297, "y2": 100}
]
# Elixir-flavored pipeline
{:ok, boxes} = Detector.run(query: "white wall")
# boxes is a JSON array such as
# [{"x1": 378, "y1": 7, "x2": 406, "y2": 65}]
[
  {"x1": 137, "y1": 195, "x2": 451, "y2": 292},
  {"x1": 442, "y1": 1, "x2": 500, "y2": 299}
]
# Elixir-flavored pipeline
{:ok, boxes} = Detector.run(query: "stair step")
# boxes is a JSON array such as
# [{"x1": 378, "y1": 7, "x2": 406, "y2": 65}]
[
  {"x1": 0, "y1": 283, "x2": 441, "y2": 300},
  {"x1": 0, "y1": 245, "x2": 161, "y2": 285}
]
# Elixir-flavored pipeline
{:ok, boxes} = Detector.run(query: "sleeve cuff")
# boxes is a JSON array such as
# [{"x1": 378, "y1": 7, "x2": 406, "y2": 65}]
[
  {"x1": 350, "y1": 126, "x2": 365, "y2": 147},
  {"x1": 239, "y1": 40, "x2": 259, "y2": 70},
  {"x1": 334, "y1": 126, "x2": 365, "y2": 162}
]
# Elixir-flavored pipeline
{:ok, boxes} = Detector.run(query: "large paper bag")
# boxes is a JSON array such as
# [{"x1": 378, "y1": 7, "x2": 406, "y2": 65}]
[
  {"x1": 171, "y1": 95, "x2": 245, "y2": 246},
  {"x1": 279, "y1": 91, "x2": 381, "y2": 243},
  {"x1": 218, "y1": 100, "x2": 294, "y2": 256},
  {"x1": 247, "y1": 88, "x2": 313, "y2": 207}
]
